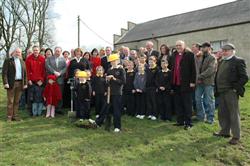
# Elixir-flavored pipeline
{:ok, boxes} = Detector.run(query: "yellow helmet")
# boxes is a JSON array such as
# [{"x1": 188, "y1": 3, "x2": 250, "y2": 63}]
[
  {"x1": 108, "y1": 54, "x2": 119, "y2": 62},
  {"x1": 75, "y1": 70, "x2": 88, "y2": 78}
]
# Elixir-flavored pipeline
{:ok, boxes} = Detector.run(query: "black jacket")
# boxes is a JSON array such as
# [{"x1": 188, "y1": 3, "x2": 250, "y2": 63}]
[
  {"x1": 101, "y1": 56, "x2": 111, "y2": 73},
  {"x1": 107, "y1": 66, "x2": 126, "y2": 95},
  {"x1": 92, "y1": 76, "x2": 107, "y2": 94},
  {"x1": 215, "y1": 56, "x2": 248, "y2": 97},
  {"x1": 123, "y1": 71, "x2": 135, "y2": 94},
  {"x1": 156, "y1": 70, "x2": 172, "y2": 93},
  {"x1": 74, "y1": 81, "x2": 92, "y2": 101},
  {"x1": 68, "y1": 58, "x2": 91, "y2": 79},
  {"x1": 29, "y1": 84, "x2": 44, "y2": 103},
  {"x1": 145, "y1": 50, "x2": 160, "y2": 59},
  {"x1": 145, "y1": 66, "x2": 159, "y2": 89},
  {"x1": 169, "y1": 50, "x2": 196, "y2": 93}
]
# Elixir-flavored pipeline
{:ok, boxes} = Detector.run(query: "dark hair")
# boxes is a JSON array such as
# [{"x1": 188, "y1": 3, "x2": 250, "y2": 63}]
[
  {"x1": 192, "y1": 43, "x2": 201, "y2": 50},
  {"x1": 91, "y1": 48, "x2": 99, "y2": 56},
  {"x1": 62, "y1": 50, "x2": 70, "y2": 55},
  {"x1": 139, "y1": 54, "x2": 147, "y2": 58},
  {"x1": 83, "y1": 52, "x2": 91, "y2": 59},
  {"x1": 45, "y1": 48, "x2": 53, "y2": 56},
  {"x1": 160, "y1": 44, "x2": 170, "y2": 55},
  {"x1": 171, "y1": 48, "x2": 177, "y2": 54},
  {"x1": 149, "y1": 55, "x2": 157, "y2": 61}
]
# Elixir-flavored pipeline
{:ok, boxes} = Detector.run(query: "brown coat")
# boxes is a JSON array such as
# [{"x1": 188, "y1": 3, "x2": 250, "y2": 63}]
[
  {"x1": 197, "y1": 53, "x2": 217, "y2": 85},
  {"x1": 2, "y1": 57, "x2": 27, "y2": 89}
]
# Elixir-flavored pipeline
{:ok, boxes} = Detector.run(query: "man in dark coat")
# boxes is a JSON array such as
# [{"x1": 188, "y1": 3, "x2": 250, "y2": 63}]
[
  {"x1": 101, "y1": 46, "x2": 112, "y2": 73},
  {"x1": 213, "y1": 43, "x2": 248, "y2": 145},
  {"x1": 169, "y1": 40, "x2": 196, "y2": 130}
]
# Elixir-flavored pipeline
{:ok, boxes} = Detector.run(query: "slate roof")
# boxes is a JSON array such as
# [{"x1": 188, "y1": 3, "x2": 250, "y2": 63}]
[{"x1": 115, "y1": 0, "x2": 250, "y2": 44}]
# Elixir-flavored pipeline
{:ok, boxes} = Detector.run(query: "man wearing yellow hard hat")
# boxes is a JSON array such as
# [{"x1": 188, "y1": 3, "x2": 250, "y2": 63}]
[{"x1": 95, "y1": 53, "x2": 126, "y2": 132}]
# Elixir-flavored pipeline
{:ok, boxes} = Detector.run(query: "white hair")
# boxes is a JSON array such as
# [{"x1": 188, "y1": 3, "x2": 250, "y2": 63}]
[
  {"x1": 146, "y1": 41, "x2": 154, "y2": 46},
  {"x1": 176, "y1": 40, "x2": 185, "y2": 45},
  {"x1": 54, "y1": 46, "x2": 62, "y2": 51}
]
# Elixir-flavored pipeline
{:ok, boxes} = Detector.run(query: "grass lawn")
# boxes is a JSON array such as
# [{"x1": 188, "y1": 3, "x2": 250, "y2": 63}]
[{"x1": 0, "y1": 82, "x2": 250, "y2": 166}]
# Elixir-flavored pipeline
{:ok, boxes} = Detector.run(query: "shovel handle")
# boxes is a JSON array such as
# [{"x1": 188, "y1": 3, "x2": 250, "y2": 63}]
[{"x1": 107, "y1": 86, "x2": 111, "y2": 104}]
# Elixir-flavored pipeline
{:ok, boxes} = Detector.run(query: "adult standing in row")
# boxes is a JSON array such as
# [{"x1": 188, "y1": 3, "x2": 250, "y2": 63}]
[
  {"x1": 101, "y1": 46, "x2": 112, "y2": 73},
  {"x1": 90, "y1": 48, "x2": 101, "y2": 76},
  {"x1": 45, "y1": 46, "x2": 67, "y2": 114},
  {"x1": 158, "y1": 44, "x2": 170, "y2": 66},
  {"x1": 68, "y1": 48, "x2": 91, "y2": 79},
  {"x1": 195, "y1": 42, "x2": 217, "y2": 124},
  {"x1": 62, "y1": 50, "x2": 71, "y2": 108},
  {"x1": 169, "y1": 40, "x2": 196, "y2": 130},
  {"x1": 145, "y1": 41, "x2": 159, "y2": 60},
  {"x1": 45, "y1": 48, "x2": 53, "y2": 59},
  {"x1": 25, "y1": 45, "x2": 46, "y2": 116},
  {"x1": 214, "y1": 43, "x2": 248, "y2": 145},
  {"x1": 2, "y1": 48, "x2": 28, "y2": 121},
  {"x1": 191, "y1": 43, "x2": 202, "y2": 113}
]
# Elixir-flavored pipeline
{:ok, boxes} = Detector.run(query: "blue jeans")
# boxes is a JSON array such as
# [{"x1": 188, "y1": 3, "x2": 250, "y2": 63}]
[
  {"x1": 32, "y1": 102, "x2": 43, "y2": 116},
  {"x1": 195, "y1": 85, "x2": 215, "y2": 122}
]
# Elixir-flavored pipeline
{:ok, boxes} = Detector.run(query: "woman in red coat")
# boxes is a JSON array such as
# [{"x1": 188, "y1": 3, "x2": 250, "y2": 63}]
[
  {"x1": 43, "y1": 75, "x2": 62, "y2": 118},
  {"x1": 90, "y1": 48, "x2": 101, "y2": 76}
]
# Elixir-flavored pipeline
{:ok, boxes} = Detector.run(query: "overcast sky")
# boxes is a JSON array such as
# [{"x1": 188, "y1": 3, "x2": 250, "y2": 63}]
[{"x1": 53, "y1": 0, "x2": 235, "y2": 51}]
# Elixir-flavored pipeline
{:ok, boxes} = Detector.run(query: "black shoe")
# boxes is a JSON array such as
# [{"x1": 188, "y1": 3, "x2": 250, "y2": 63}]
[
  {"x1": 213, "y1": 132, "x2": 230, "y2": 138},
  {"x1": 229, "y1": 138, "x2": 240, "y2": 145},
  {"x1": 184, "y1": 124, "x2": 193, "y2": 130}
]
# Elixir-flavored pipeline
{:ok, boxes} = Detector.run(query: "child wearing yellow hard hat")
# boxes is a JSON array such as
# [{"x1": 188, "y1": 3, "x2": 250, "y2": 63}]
[
  {"x1": 74, "y1": 70, "x2": 92, "y2": 121},
  {"x1": 95, "y1": 54, "x2": 126, "y2": 132}
]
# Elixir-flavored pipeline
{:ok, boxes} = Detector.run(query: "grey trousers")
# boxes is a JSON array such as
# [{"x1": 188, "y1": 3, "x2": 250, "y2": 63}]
[{"x1": 218, "y1": 90, "x2": 240, "y2": 139}]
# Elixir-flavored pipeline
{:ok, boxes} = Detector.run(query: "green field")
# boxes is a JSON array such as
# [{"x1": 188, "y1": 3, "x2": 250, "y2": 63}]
[{"x1": 0, "y1": 82, "x2": 250, "y2": 166}]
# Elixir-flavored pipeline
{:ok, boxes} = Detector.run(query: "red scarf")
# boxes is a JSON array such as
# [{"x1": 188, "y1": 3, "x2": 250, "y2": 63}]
[{"x1": 173, "y1": 53, "x2": 183, "y2": 85}]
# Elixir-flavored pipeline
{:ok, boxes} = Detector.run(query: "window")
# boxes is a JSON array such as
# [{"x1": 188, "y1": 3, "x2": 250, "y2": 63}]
[{"x1": 210, "y1": 40, "x2": 228, "y2": 53}]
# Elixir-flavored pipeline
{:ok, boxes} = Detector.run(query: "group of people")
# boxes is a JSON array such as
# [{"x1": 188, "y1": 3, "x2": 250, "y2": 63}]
[{"x1": 2, "y1": 40, "x2": 248, "y2": 145}]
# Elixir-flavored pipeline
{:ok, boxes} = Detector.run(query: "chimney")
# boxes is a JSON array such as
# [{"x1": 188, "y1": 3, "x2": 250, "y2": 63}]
[
  {"x1": 121, "y1": 28, "x2": 128, "y2": 36},
  {"x1": 113, "y1": 34, "x2": 121, "y2": 44},
  {"x1": 127, "y1": 21, "x2": 136, "y2": 30}
]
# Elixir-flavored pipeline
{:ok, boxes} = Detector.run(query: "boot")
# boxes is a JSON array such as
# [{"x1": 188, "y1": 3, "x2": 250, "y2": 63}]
[
  {"x1": 46, "y1": 105, "x2": 51, "y2": 118},
  {"x1": 51, "y1": 106, "x2": 55, "y2": 118}
]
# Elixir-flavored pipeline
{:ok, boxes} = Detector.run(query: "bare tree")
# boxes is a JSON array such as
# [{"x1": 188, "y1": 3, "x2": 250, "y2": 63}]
[
  {"x1": 15, "y1": 0, "x2": 55, "y2": 53},
  {"x1": 14, "y1": 0, "x2": 40, "y2": 54},
  {"x1": 1, "y1": 0, "x2": 55, "y2": 57},
  {"x1": 0, "y1": 7, "x2": 3, "y2": 42},
  {"x1": 0, "y1": 0, "x2": 22, "y2": 56},
  {"x1": 36, "y1": 0, "x2": 49, "y2": 47}
]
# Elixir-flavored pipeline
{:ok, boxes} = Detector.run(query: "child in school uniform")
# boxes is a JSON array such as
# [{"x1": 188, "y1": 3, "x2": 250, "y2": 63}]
[
  {"x1": 145, "y1": 55, "x2": 159, "y2": 120},
  {"x1": 134, "y1": 64, "x2": 147, "y2": 119},
  {"x1": 43, "y1": 75, "x2": 62, "y2": 118},
  {"x1": 94, "y1": 54, "x2": 126, "y2": 133},
  {"x1": 74, "y1": 71, "x2": 92, "y2": 121},
  {"x1": 156, "y1": 59, "x2": 172, "y2": 121},
  {"x1": 138, "y1": 54, "x2": 149, "y2": 70},
  {"x1": 92, "y1": 66, "x2": 107, "y2": 118},
  {"x1": 123, "y1": 61, "x2": 136, "y2": 116},
  {"x1": 29, "y1": 78, "x2": 44, "y2": 117}
]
